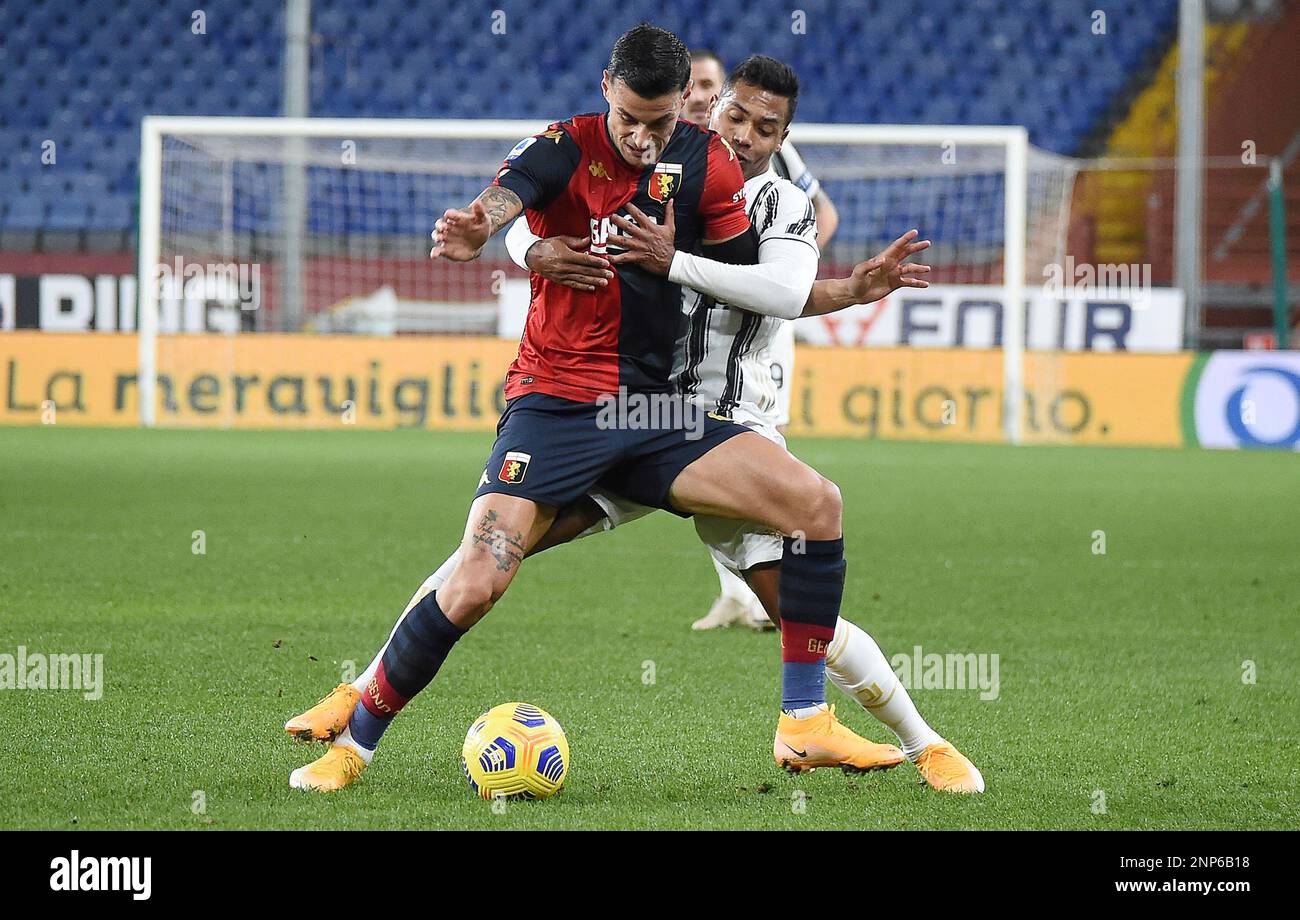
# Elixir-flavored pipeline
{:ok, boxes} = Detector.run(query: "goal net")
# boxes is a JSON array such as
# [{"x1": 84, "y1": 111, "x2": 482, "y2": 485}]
[
  {"x1": 780, "y1": 125, "x2": 1079, "y2": 444},
  {"x1": 138, "y1": 117, "x2": 1077, "y2": 439}
]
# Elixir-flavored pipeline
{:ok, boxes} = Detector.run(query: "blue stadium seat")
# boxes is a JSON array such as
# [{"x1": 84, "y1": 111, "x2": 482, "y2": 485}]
[
  {"x1": 1, "y1": 0, "x2": 1178, "y2": 238},
  {"x1": 3, "y1": 195, "x2": 49, "y2": 229},
  {"x1": 90, "y1": 196, "x2": 134, "y2": 231},
  {"x1": 46, "y1": 196, "x2": 93, "y2": 232}
]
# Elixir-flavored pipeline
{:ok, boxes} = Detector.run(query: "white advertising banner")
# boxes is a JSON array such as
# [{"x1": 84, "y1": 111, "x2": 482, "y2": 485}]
[{"x1": 795, "y1": 284, "x2": 1185, "y2": 352}]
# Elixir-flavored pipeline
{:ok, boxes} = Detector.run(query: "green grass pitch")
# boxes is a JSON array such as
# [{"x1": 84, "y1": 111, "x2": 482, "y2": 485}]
[{"x1": 1, "y1": 426, "x2": 1297, "y2": 830}]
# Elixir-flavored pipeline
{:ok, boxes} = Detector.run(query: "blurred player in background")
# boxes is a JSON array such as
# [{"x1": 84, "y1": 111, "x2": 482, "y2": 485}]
[{"x1": 685, "y1": 49, "x2": 840, "y2": 632}]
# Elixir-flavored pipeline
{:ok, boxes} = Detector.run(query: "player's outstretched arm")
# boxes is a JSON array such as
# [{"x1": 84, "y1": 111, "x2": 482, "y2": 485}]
[
  {"x1": 607, "y1": 201, "x2": 816, "y2": 320},
  {"x1": 801, "y1": 229, "x2": 932, "y2": 317},
  {"x1": 430, "y1": 186, "x2": 524, "y2": 262}
]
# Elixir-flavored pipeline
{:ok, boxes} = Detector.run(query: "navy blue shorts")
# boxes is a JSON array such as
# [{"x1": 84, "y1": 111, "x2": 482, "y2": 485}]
[{"x1": 475, "y1": 392, "x2": 747, "y2": 516}]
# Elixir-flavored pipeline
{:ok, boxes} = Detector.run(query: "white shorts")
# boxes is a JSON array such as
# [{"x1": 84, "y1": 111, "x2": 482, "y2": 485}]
[{"x1": 585, "y1": 415, "x2": 786, "y2": 572}]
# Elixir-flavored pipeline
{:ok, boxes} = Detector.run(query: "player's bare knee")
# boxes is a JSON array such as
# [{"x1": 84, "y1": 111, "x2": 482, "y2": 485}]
[
  {"x1": 770, "y1": 464, "x2": 840, "y2": 537},
  {"x1": 441, "y1": 552, "x2": 512, "y2": 624},
  {"x1": 801, "y1": 476, "x2": 842, "y2": 538}
]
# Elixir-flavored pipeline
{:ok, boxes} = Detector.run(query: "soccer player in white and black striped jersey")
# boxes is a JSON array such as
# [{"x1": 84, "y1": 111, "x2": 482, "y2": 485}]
[{"x1": 681, "y1": 49, "x2": 838, "y2": 631}]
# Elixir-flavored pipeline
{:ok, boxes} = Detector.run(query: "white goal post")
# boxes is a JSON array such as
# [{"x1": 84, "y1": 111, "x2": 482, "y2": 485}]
[
  {"x1": 138, "y1": 116, "x2": 1044, "y2": 440},
  {"x1": 791, "y1": 123, "x2": 1031, "y2": 443}
]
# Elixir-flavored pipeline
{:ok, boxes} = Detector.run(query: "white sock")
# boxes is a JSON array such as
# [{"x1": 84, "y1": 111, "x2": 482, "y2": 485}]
[
  {"x1": 825, "y1": 619, "x2": 943, "y2": 760},
  {"x1": 784, "y1": 703, "x2": 829, "y2": 719},
  {"x1": 713, "y1": 557, "x2": 770, "y2": 624},
  {"x1": 351, "y1": 550, "x2": 460, "y2": 693},
  {"x1": 713, "y1": 556, "x2": 750, "y2": 601},
  {"x1": 333, "y1": 726, "x2": 375, "y2": 764}
]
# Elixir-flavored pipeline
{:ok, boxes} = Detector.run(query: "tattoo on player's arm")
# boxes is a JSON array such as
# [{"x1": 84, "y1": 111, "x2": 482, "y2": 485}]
[
  {"x1": 477, "y1": 186, "x2": 523, "y2": 235},
  {"x1": 472, "y1": 511, "x2": 526, "y2": 572}
]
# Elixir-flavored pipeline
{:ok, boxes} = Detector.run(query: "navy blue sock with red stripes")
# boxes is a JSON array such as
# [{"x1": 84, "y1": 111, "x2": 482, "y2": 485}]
[
  {"x1": 778, "y1": 536, "x2": 846, "y2": 711},
  {"x1": 348, "y1": 590, "x2": 464, "y2": 750}
]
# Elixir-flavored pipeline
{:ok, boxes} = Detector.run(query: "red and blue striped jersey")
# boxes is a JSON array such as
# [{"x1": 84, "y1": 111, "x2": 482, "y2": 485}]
[{"x1": 492, "y1": 113, "x2": 750, "y2": 403}]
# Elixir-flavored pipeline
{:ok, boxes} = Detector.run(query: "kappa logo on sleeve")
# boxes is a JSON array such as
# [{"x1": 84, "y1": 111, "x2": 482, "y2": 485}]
[{"x1": 498, "y1": 451, "x2": 532, "y2": 484}]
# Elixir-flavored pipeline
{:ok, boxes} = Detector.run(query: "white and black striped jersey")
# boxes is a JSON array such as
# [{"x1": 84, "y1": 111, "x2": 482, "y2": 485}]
[{"x1": 671, "y1": 164, "x2": 819, "y2": 426}]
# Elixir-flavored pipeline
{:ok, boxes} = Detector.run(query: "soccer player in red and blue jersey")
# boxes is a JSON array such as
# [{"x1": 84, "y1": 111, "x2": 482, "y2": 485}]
[{"x1": 286, "y1": 24, "x2": 896, "y2": 791}]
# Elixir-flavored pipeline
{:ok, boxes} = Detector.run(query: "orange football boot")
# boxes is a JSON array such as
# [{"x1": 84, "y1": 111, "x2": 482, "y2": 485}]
[
  {"x1": 284, "y1": 683, "x2": 361, "y2": 742},
  {"x1": 774, "y1": 705, "x2": 906, "y2": 774},
  {"x1": 914, "y1": 741, "x2": 985, "y2": 793},
  {"x1": 289, "y1": 743, "x2": 368, "y2": 792}
]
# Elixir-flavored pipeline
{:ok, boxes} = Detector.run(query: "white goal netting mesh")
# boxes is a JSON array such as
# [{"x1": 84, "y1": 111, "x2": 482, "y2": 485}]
[
  {"x1": 153, "y1": 127, "x2": 1078, "y2": 335},
  {"x1": 157, "y1": 132, "x2": 527, "y2": 335},
  {"x1": 794, "y1": 140, "x2": 1077, "y2": 284}
]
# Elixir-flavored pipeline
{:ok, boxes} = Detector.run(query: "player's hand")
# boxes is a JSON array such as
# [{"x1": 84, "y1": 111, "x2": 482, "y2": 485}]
[
  {"x1": 431, "y1": 200, "x2": 491, "y2": 262},
  {"x1": 525, "y1": 235, "x2": 614, "y2": 292},
  {"x1": 606, "y1": 200, "x2": 676, "y2": 275},
  {"x1": 845, "y1": 229, "x2": 932, "y2": 303}
]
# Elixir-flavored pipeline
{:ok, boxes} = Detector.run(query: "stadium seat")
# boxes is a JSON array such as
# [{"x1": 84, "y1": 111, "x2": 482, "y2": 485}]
[
  {"x1": 0, "y1": 0, "x2": 1179, "y2": 241},
  {"x1": 2, "y1": 195, "x2": 48, "y2": 230}
]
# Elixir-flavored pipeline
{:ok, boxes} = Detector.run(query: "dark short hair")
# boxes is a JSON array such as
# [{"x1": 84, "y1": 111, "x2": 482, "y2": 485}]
[
  {"x1": 689, "y1": 48, "x2": 726, "y2": 74},
  {"x1": 723, "y1": 54, "x2": 800, "y2": 127},
  {"x1": 607, "y1": 23, "x2": 691, "y2": 97}
]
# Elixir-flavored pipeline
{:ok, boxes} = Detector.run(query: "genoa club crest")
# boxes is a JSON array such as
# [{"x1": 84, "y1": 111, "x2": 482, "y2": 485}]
[
  {"x1": 498, "y1": 450, "x2": 531, "y2": 484},
  {"x1": 649, "y1": 162, "x2": 682, "y2": 202}
]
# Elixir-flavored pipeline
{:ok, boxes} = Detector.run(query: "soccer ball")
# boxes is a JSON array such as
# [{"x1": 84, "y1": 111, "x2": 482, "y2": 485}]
[{"x1": 461, "y1": 702, "x2": 569, "y2": 800}]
